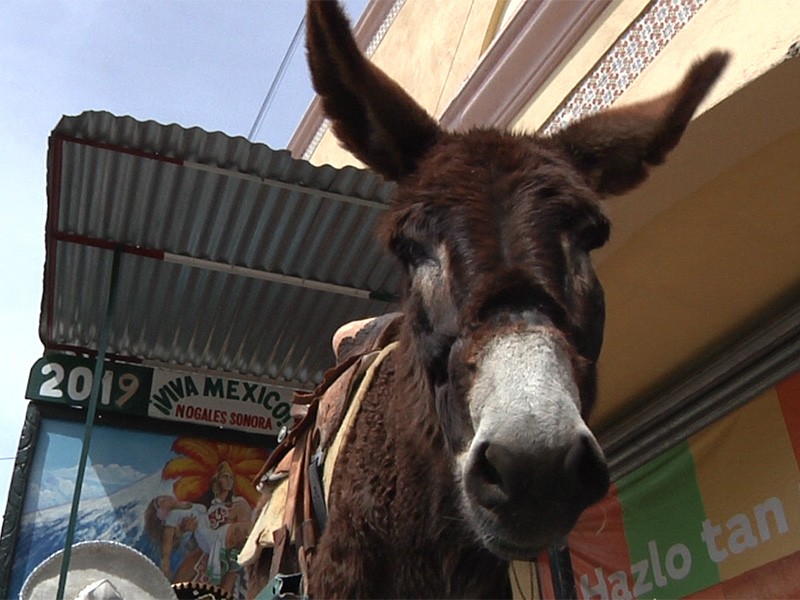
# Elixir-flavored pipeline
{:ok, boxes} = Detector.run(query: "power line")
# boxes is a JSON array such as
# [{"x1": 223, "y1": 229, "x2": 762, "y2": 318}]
[{"x1": 248, "y1": 15, "x2": 306, "y2": 141}]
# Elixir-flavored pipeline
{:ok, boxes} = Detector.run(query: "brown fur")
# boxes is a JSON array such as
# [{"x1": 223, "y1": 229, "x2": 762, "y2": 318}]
[
  {"x1": 298, "y1": 2, "x2": 729, "y2": 597},
  {"x1": 311, "y1": 346, "x2": 511, "y2": 598}
]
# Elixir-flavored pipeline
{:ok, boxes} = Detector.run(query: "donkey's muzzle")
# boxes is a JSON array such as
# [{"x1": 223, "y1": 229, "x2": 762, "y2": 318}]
[
  {"x1": 460, "y1": 327, "x2": 610, "y2": 558},
  {"x1": 464, "y1": 433, "x2": 609, "y2": 558},
  {"x1": 468, "y1": 434, "x2": 608, "y2": 512}
]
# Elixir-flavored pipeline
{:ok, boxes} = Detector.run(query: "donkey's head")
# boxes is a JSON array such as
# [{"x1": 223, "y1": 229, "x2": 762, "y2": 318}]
[{"x1": 307, "y1": 1, "x2": 727, "y2": 559}]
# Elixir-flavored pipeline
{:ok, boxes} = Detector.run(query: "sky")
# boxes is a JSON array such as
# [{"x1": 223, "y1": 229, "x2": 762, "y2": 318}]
[{"x1": 0, "y1": 0, "x2": 368, "y2": 527}]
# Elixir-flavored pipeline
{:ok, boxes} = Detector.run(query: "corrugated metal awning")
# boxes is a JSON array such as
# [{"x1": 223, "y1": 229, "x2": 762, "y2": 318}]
[{"x1": 41, "y1": 111, "x2": 400, "y2": 389}]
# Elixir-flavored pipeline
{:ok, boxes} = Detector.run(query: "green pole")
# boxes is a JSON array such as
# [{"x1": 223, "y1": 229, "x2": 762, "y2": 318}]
[{"x1": 56, "y1": 246, "x2": 123, "y2": 600}]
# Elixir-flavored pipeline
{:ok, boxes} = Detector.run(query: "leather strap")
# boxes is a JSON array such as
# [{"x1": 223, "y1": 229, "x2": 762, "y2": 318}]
[
  {"x1": 269, "y1": 525, "x2": 291, "y2": 582},
  {"x1": 269, "y1": 425, "x2": 309, "y2": 580},
  {"x1": 299, "y1": 429, "x2": 317, "y2": 584},
  {"x1": 308, "y1": 450, "x2": 327, "y2": 532}
]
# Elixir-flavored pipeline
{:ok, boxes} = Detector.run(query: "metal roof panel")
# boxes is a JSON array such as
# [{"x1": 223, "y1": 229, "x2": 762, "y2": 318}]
[{"x1": 42, "y1": 111, "x2": 400, "y2": 388}]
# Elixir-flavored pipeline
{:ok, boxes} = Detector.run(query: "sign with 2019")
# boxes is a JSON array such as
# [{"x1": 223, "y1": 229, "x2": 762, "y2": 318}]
[{"x1": 26, "y1": 353, "x2": 293, "y2": 436}]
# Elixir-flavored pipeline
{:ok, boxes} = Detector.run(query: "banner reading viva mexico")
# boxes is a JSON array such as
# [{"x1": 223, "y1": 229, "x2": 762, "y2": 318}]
[
  {"x1": 542, "y1": 369, "x2": 800, "y2": 599},
  {"x1": 27, "y1": 353, "x2": 294, "y2": 436}
]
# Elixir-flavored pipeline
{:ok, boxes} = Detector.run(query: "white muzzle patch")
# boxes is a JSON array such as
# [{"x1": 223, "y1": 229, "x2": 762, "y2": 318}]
[
  {"x1": 455, "y1": 328, "x2": 606, "y2": 557},
  {"x1": 466, "y1": 329, "x2": 587, "y2": 454}
]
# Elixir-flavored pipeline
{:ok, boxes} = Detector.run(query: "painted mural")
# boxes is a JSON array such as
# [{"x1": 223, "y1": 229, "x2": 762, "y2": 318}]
[{"x1": 8, "y1": 419, "x2": 267, "y2": 599}]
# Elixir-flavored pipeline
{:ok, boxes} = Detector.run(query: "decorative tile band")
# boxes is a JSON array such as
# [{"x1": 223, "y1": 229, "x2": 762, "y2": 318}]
[
  {"x1": 302, "y1": 0, "x2": 407, "y2": 161},
  {"x1": 542, "y1": 0, "x2": 708, "y2": 135},
  {"x1": 302, "y1": 117, "x2": 329, "y2": 163},
  {"x1": 365, "y1": 0, "x2": 406, "y2": 57}
]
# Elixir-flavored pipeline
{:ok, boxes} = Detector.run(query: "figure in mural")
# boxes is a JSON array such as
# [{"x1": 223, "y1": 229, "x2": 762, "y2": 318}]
[
  {"x1": 144, "y1": 493, "x2": 250, "y2": 596},
  {"x1": 157, "y1": 438, "x2": 264, "y2": 597},
  {"x1": 200, "y1": 461, "x2": 252, "y2": 530},
  {"x1": 176, "y1": 461, "x2": 253, "y2": 594}
]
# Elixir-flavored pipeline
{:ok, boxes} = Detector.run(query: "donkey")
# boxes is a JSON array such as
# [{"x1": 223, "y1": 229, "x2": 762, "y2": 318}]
[{"x1": 271, "y1": 3, "x2": 728, "y2": 597}]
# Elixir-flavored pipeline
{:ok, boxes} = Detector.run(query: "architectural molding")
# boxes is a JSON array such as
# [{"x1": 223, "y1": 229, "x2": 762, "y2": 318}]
[{"x1": 438, "y1": 0, "x2": 611, "y2": 131}]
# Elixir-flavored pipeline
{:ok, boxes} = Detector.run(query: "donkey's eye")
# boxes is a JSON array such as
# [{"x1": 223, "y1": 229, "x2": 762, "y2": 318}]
[
  {"x1": 574, "y1": 216, "x2": 610, "y2": 252},
  {"x1": 395, "y1": 237, "x2": 433, "y2": 268}
]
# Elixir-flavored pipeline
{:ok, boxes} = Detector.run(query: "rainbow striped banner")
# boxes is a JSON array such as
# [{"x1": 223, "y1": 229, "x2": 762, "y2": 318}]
[{"x1": 541, "y1": 369, "x2": 800, "y2": 599}]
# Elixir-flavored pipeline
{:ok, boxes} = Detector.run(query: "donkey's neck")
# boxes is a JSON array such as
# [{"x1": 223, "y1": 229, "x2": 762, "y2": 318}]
[
  {"x1": 309, "y1": 335, "x2": 509, "y2": 598},
  {"x1": 384, "y1": 337, "x2": 512, "y2": 597}
]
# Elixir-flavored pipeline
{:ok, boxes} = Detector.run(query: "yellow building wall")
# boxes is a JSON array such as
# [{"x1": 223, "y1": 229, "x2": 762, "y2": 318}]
[
  {"x1": 308, "y1": 0, "x2": 800, "y2": 167},
  {"x1": 514, "y1": 0, "x2": 800, "y2": 132},
  {"x1": 612, "y1": 0, "x2": 800, "y2": 113}
]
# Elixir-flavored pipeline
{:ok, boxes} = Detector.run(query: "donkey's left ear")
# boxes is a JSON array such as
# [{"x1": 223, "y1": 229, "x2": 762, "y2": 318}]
[
  {"x1": 306, "y1": 1, "x2": 441, "y2": 181},
  {"x1": 549, "y1": 51, "x2": 729, "y2": 196}
]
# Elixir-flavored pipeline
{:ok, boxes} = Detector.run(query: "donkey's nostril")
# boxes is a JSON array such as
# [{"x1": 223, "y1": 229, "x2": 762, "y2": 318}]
[
  {"x1": 564, "y1": 433, "x2": 610, "y2": 505},
  {"x1": 479, "y1": 444, "x2": 504, "y2": 486},
  {"x1": 469, "y1": 442, "x2": 510, "y2": 508}
]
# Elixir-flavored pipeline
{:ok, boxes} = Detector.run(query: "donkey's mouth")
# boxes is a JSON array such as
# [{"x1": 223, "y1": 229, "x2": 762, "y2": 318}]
[
  {"x1": 467, "y1": 500, "x2": 579, "y2": 561},
  {"x1": 484, "y1": 537, "x2": 552, "y2": 562}
]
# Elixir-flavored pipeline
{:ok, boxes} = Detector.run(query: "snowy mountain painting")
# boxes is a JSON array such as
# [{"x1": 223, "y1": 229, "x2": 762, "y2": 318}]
[
  {"x1": 10, "y1": 474, "x2": 185, "y2": 598},
  {"x1": 14, "y1": 471, "x2": 174, "y2": 572},
  {"x1": 8, "y1": 417, "x2": 181, "y2": 598}
]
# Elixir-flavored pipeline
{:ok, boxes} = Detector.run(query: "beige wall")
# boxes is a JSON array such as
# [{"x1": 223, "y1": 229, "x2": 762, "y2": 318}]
[{"x1": 513, "y1": 0, "x2": 800, "y2": 132}]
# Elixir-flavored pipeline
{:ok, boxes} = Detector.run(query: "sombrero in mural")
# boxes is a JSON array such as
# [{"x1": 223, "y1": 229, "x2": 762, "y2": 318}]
[{"x1": 19, "y1": 540, "x2": 177, "y2": 599}]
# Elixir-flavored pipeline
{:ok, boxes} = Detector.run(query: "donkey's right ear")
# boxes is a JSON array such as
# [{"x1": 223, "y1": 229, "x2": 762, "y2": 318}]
[{"x1": 306, "y1": 1, "x2": 440, "y2": 181}]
